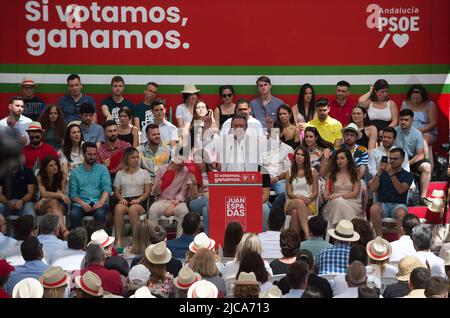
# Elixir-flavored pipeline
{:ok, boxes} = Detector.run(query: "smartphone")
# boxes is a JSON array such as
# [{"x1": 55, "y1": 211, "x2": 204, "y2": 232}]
[{"x1": 381, "y1": 156, "x2": 388, "y2": 164}]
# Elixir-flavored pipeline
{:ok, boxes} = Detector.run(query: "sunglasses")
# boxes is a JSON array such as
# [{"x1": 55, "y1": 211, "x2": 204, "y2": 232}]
[
  {"x1": 222, "y1": 93, "x2": 233, "y2": 98},
  {"x1": 29, "y1": 136, "x2": 41, "y2": 140}
]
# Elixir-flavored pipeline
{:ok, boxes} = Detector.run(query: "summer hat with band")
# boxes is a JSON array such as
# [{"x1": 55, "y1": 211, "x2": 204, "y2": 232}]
[
  {"x1": 129, "y1": 286, "x2": 157, "y2": 298},
  {"x1": 366, "y1": 236, "x2": 392, "y2": 261},
  {"x1": 75, "y1": 271, "x2": 103, "y2": 297},
  {"x1": 234, "y1": 272, "x2": 260, "y2": 286},
  {"x1": 341, "y1": 123, "x2": 363, "y2": 140},
  {"x1": 90, "y1": 229, "x2": 115, "y2": 248},
  {"x1": 145, "y1": 241, "x2": 172, "y2": 264},
  {"x1": 187, "y1": 280, "x2": 218, "y2": 298},
  {"x1": 328, "y1": 219, "x2": 360, "y2": 242},
  {"x1": 39, "y1": 266, "x2": 69, "y2": 288},
  {"x1": 189, "y1": 232, "x2": 215, "y2": 253},
  {"x1": 12, "y1": 278, "x2": 44, "y2": 298},
  {"x1": 26, "y1": 122, "x2": 44, "y2": 132},
  {"x1": 174, "y1": 265, "x2": 202, "y2": 290},
  {"x1": 20, "y1": 78, "x2": 36, "y2": 87},
  {"x1": 396, "y1": 256, "x2": 427, "y2": 282},
  {"x1": 181, "y1": 84, "x2": 200, "y2": 94}
]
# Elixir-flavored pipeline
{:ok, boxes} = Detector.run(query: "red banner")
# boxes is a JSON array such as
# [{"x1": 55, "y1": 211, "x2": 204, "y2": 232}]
[{"x1": 208, "y1": 171, "x2": 262, "y2": 248}]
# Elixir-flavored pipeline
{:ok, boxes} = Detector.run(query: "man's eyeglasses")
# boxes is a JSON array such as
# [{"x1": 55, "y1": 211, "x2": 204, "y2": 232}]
[{"x1": 222, "y1": 93, "x2": 233, "y2": 98}]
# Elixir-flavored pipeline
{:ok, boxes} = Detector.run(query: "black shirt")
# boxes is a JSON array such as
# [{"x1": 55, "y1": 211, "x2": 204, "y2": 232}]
[
  {"x1": 382, "y1": 281, "x2": 410, "y2": 298},
  {"x1": 275, "y1": 273, "x2": 333, "y2": 298},
  {"x1": 0, "y1": 166, "x2": 35, "y2": 199}
]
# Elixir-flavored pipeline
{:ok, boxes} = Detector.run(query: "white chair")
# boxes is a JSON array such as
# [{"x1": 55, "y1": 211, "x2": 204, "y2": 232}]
[
  {"x1": 51, "y1": 254, "x2": 85, "y2": 271},
  {"x1": 268, "y1": 274, "x2": 286, "y2": 283}
]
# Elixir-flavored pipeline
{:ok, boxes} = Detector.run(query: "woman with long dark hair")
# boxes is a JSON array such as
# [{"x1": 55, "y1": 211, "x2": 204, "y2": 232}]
[
  {"x1": 117, "y1": 106, "x2": 139, "y2": 148},
  {"x1": 358, "y1": 79, "x2": 398, "y2": 133},
  {"x1": 35, "y1": 155, "x2": 70, "y2": 237},
  {"x1": 323, "y1": 149, "x2": 363, "y2": 228},
  {"x1": 59, "y1": 123, "x2": 84, "y2": 177},
  {"x1": 285, "y1": 147, "x2": 318, "y2": 239},
  {"x1": 292, "y1": 83, "x2": 316, "y2": 129},
  {"x1": 302, "y1": 126, "x2": 334, "y2": 174},
  {"x1": 349, "y1": 105, "x2": 378, "y2": 152},
  {"x1": 276, "y1": 104, "x2": 301, "y2": 149},
  {"x1": 213, "y1": 85, "x2": 236, "y2": 129},
  {"x1": 39, "y1": 104, "x2": 66, "y2": 151},
  {"x1": 222, "y1": 222, "x2": 244, "y2": 258}
]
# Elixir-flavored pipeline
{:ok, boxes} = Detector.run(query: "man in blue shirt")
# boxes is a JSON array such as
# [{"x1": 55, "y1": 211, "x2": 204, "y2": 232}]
[
  {"x1": 69, "y1": 142, "x2": 112, "y2": 228},
  {"x1": 80, "y1": 103, "x2": 104, "y2": 148},
  {"x1": 395, "y1": 109, "x2": 431, "y2": 202},
  {"x1": 250, "y1": 76, "x2": 285, "y2": 130},
  {"x1": 6, "y1": 237, "x2": 48, "y2": 295},
  {"x1": 59, "y1": 74, "x2": 97, "y2": 125},
  {"x1": 167, "y1": 213, "x2": 200, "y2": 259},
  {"x1": 368, "y1": 147, "x2": 413, "y2": 237},
  {"x1": 37, "y1": 214, "x2": 67, "y2": 264}
]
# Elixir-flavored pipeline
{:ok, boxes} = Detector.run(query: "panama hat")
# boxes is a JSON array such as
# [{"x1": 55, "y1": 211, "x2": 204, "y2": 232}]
[
  {"x1": 174, "y1": 266, "x2": 202, "y2": 290},
  {"x1": 187, "y1": 280, "x2": 218, "y2": 298},
  {"x1": 75, "y1": 271, "x2": 103, "y2": 297},
  {"x1": 128, "y1": 264, "x2": 150, "y2": 284},
  {"x1": 90, "y1": 229, "x2": 115, "y2": 248},
  {"x1": 12, "y1": 278, "x2": 44, "y2": 298},
  {"x1": 328, "y1": 220, "x2": 360, "y2": 242},
  {"x1": 366, "y1": 236, "x2": 392, "y2": 261},
  {"x1": 20, "y1": 78, "x2": 36, "y2": 87},
  {"x1": 26, "y1": 122, "x2": 44, "y2": 132},
  {"x1": 234, "y1": 272, "x2": 260, "y2": 286},
  {"x1": 427, "y1": 198, "x2": 444, "y2": 213},
  {"x1": 341, "y1": 123, "x2": 363, "y2": 140},
  {"x1": 145, "y1": 241, "x2": 172, "y2": 264},
  {"x1": 259, "y1": 285, "x2": 282, "y2": 298},
  {"x1": 396, "y1": 256, "x2": 427, "y2": 282},
  {"x1": 129, "y1": 286, "x2": 156, "y2": 298},
  {"x1": 39, "y1": 266, "x2": 69, "y2": 288},
  {"x1": 181, "y1": 84, "x2": 200, "y2": 94},
  {"x1": 189, "y1": 232, "x2": 215, "y2": 253}
]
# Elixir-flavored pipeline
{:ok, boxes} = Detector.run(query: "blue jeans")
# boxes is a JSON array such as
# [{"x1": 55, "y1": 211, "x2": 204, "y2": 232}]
[
  {"x1": 263, "y1": 202, "x2": 272, "y2": 231},
  {"x1": 270, "y1": 180, "x2": 286, "y2": 196},
  {"x1": 189, "y1": 196, "x2": 210, "y2": 235},
  {"x1": 70, "y1": 204, "x2": 109, "y2": 229},
  {"x1": 0, "y1": 201, "x2": 36, "y2": 218}
]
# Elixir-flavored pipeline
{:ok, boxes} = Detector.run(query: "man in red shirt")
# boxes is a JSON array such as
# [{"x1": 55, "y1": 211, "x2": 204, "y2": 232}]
[
  {"x1": 329, "y1": 80, "x2": 354, "y2": 126},
  {"x1": 96, "y1": 120, "x2": 131, "y2": 181},
  {"x1": 23, "y1": 122, "x2": 58, "y2": 171},
  {"x1": 80, "y1": 242, "x2": 123, "y2": 296}
]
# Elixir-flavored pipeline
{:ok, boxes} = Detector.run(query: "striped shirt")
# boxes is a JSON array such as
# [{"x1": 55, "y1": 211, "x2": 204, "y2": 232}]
[
  {"x1": 339, "y1": 144, "x2": 369, "y2": 168},
  {"x1": 315, "y1": 242, "x2": 351, "y2": 275}
]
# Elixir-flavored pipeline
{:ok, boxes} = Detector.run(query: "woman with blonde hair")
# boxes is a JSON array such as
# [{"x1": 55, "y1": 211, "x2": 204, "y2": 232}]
[
  {"x1": 223, "y1": 233, "x2": 273, "y2": 280},
  {"x1": 113, "y1": 147, "x2": 151, "y2": 247},
  {"x1": 122, "y1": 219, "x2": 155, "y2": 259},
  {"x1": 190, "y1": 248, "x2": 227, "y2": 296},
  {"x1": 39, "y1": 266, "x2": 69, "y2": 298}
]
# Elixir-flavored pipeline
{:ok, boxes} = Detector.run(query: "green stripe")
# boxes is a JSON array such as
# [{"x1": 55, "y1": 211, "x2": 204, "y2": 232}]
[
  {"x1": 209, "y1": 183, "x2": 262, "y2": 187},
  {"x1": 0, "y1": 64, "x2": 449, "y2": 75},
  {"x1": 0, "y1": 83, "x2": 449, "y2": 94}
]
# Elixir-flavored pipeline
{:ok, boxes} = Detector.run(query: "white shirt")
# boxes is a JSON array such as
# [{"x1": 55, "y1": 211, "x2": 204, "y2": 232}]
[
  {"x1": 260, "y1": 140, "x2": 293, "y2": 177},
  {"x1": 390, "y1": 235, "x2": 416, "y2": 263},
  {"x1": 51, "y1": 248, "x2": 86, "y2": 271},
  {"x1": 223, "y1": 259, "x2": 273, "y2": 280},
  {"x1": 0, "y1": 115, "x2": 32, "y2": 144},
  {"x1": 258, "y1": 231, "x2": 282, "y2": 260},
  {"x1": 333, "y1": 287, "x2": 359, "y2": 298},
  {"x1": 415, "y1": 250, "x2": 446, "y2": 278},
  {"x1": 141, "y1": 120, "x2": 180, "y2": 144},
  {"x1": 220, "y1": 115, "x2": 265, "y2": 137},
  {"x1": 206, "y1": 134, "x2": 266, "y2": 172}
]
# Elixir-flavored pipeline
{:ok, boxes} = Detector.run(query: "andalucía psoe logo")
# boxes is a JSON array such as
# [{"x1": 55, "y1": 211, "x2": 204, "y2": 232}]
[
  {"x1": 225, "y1": 196, "x2": 247, "y2": 230},
  {"x1": 366, "y1": 4, "x2": 420, "y2": 48}
]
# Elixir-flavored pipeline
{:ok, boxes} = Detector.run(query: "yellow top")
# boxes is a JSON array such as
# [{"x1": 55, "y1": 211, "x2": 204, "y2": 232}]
[{"x1": 306, "y1": 116, "x2": 343, "y2": 145}]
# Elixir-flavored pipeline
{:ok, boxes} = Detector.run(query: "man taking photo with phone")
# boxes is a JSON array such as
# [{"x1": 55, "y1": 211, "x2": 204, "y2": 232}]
[{"x1": 368, "y1": 147, "x2": 414, "y2": 237}]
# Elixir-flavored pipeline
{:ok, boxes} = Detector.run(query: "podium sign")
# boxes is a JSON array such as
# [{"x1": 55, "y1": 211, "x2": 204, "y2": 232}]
[{"x1": 208, "y1": 171, "x2": 262, "y2": 248}]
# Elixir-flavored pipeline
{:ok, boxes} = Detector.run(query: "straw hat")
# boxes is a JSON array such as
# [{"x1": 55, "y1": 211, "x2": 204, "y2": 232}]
[
  {"x1": 259, "y1": 285, "x2": 282, "y2": 298},
  {"x1": 328, "y1": 220, "x2": 360, "y2": 242},
  {"x1": 181, "y1": 84, "x2": 200, "y2": 94},
  {"x1": 443, "y1": 250, "x2": 450, "y2": 267},
  {"x1": 144, "y1": 241, "x2": 172, "y2": 264},
  {"x1": 396, "y1": 256, "x2": 427, "y2": 282},
  {"x1": 75, "y1": 271, "x2": 104, "y2": 297},
  {"x1": 427, "y1": 198, "x2": 444, "y2": 213},
  {"x1": 26, "y1": 122, "x2": 44, "y2": 132},
  {"x1": 187, "y1": 280, "x2": 218, "y2": 298},
  {"x1": 90, "y1": 229, "x2": 115, "y2": 248},
  {"x1": 174, "y1": 266, "x2": 202, "y2": 290},
  {"x1": 366, "y1": 236, "x2": 392, "y2": 261},
  {"x1": 12, "y1": 278, "x2": 44, "y2": 298},
  {"x1": 189, "y1": 232, "x2": 216, "y2": 253},
  {"x1": 341, "y1": 123, "x2": 362, "y2": 140},
  {"x1": 39, "y1": 266, "x2": 69, "y2": 288},
  {"x1": 234, "y1": 272, "x2": 260, "y2": 286},
  {"x1": 20, "y1": 78, "x2": 36, "y2": 87},
  {"x1": 129, "y1": 286, "x2": 156, "y2": 298}
]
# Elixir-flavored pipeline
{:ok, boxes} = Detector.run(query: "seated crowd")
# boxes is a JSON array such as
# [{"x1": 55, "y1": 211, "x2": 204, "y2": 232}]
[{"x1": 0, "y1": 75, "x2": 448, "y2": 298}]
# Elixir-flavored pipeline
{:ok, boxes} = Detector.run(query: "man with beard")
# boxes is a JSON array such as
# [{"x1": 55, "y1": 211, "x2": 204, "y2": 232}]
[
  {"x1": 306, "y1": 98, "x2": 343, "y2": 147},
  {"x1": 140, "y1": 99, "x2": 179, "y2": 146},
  {"x1": 19, "y1": 78, "x2": 46, "y2": 121},
  {"x1": 96, "y1": 120, "x2": 131, "y2": 182},
  {"x1": 0, "y1": 96, "x2": 32, "y2": 145},
  {"x1": 132, "y1": 82, "x2": 159, "y2": 131},
  {"x1": 69, "y1": 142, "x2": 112, "y2": 228},
  {"x1": 138, "y1": 123, "x2": 172, "y2": 182},
  {"x1": 329, "y1": 81, "x2": 353, "y2": 127},
  {"x1": 23, "y1": 122, "x2": 58, "y2": 171},
  {"x1": 80, "y1": 103, "x2": 104, "y2": 148}
]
